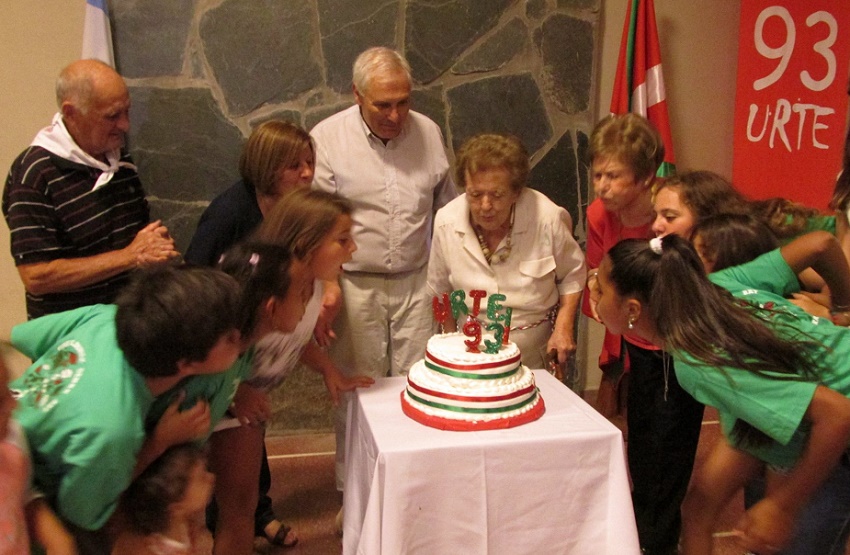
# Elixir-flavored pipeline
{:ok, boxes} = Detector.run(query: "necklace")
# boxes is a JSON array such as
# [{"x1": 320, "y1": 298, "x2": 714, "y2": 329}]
[
  {"x1": 662, "y1": 352, "x2": 670, "y2": 401},
  {"x1": 474, "y1": 206, "x2": 515, "y2": 265}
]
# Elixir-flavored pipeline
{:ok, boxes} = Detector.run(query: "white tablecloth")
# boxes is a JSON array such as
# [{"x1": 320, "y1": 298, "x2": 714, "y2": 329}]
[{"x1": 342, "y1": 370, "x2": 640, "y2": 555}]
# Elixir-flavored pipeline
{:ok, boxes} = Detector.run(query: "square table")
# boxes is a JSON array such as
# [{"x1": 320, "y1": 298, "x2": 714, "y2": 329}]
[{"x1": 342, "y1": 370, "x2": 640, "y2": 554}]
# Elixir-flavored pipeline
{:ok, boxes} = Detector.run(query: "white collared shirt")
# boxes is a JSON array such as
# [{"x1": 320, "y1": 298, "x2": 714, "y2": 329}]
[
  {"x1": 311, "y1": 105, "x2": 456, "y2": 273},
  {"x1": 427, "y1": 188, "x2": 586, "y2": 326}
]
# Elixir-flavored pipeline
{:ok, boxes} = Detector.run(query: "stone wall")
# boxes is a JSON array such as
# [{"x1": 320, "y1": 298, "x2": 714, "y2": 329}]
[{"x1": 110, "y1": 0, "x2": 600, "y2": 433}]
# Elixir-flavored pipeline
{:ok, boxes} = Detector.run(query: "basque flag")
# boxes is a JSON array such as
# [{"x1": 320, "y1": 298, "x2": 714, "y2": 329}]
[
  {"x1": 82, "y1": 0, "x2": 115, "y2": 67},
  {"x1": 610, "y1": 0, "x2": 676, "y2": 177}
]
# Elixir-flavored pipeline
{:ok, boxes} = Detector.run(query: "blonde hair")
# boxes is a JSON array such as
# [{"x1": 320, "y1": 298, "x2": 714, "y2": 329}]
[
  {"x1": 455, "y1": 133, "x2": 529, "y2": 193},
  {"x1": 255, "y1": 188, "x2": 352, "y2": 260},
  {"x1": 239, "y1": 120, "x2": 313, "y2": 197},
  {"x1": 588, "y1": 113, "x2": 665, "y2": 180}
]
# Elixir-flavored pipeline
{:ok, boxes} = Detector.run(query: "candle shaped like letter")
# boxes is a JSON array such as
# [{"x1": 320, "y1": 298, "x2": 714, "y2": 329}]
[
  {"x1": 502, "y1": 307, "x2": 513, "y2": 344},
  {"x1": 450, "y1": 290, "x2": 468, "y2": 319},
  {"x1": 432, "y1": 293, "x2": 450, "y2": 331},
  {"x1": 486, "y1": 294, "x2": 506, "y2": 321},
  {"x1": 468, "y1": 290, "x2": 487, "y2": 318},
  {"x1": 485, "y1": 294, "x2": 512, "y2": 344}
]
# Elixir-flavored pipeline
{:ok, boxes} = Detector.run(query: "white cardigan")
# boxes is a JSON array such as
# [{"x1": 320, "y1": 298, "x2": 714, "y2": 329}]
[{"x1": 427, "y1": 188, "x2": 586, "y2": 327}]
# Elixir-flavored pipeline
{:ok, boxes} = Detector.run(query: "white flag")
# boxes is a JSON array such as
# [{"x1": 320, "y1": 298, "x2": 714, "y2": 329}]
[{"x1": 82, "y1": 0, "x2": 115, "y2": 67}]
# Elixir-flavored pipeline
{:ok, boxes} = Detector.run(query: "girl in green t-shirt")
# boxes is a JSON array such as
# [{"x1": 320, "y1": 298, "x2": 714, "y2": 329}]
[{"x1": 594, "y1": 232, "x2": 850, "y2": 555}]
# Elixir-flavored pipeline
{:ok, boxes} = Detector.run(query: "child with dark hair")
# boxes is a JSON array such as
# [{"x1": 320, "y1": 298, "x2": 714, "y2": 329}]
[
  {"x1": 112, "y1": 444, "x2": 214, "y2": 555},
  {"x1": 9, "y1": 265, "x2": 246, "y2": 553},
  {"x1": 207, "y1": 219, "x2": 372, "y2": 554},
  {"x1": 693, "y1": 213, "x2": 833, "y2": 321},
  {"x1": 690, "y1": 213, "x2": 779, "y2": 273},
  {"x1": 595, "y1": 232, "x2": 850, "y2": 555},
  {"x1": 195, "y1": 240, "x2": 311, "y2": 553},
  {"x1": 115, "y1": 266, "x2": 243, "y2": 378},
  {"x1": 215, "y1": 241, "x2": 300, "y2": 340}
]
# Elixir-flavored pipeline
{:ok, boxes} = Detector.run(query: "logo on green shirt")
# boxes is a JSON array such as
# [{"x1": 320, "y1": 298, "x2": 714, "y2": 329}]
[{"x1": 15, "y1": 340, "x2": 85, "y2": 412}]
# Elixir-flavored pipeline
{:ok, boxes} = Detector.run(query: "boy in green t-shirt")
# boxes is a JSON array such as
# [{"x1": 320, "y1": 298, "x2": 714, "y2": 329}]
[{"x1": 10, "y1": 265, "x2": 246, "y2": 552}]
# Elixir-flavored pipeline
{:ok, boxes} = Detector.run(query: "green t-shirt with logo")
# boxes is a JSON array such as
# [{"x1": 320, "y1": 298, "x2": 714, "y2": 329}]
[
  {"x1": 675, "y1": 249, "x2": 850, "y2": 468},
  {"x1": 10, "y1": 304, "x2": 251, "y2": 530}
]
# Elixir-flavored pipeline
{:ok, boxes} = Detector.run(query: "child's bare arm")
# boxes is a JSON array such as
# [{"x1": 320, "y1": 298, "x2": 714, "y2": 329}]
[
  {"x1": 25, "y1": 497, "x2": 78, "y2": 554},
  {"x1": 133, "y1": 391, "x2": 210, "y2": 479},
  {"x1": 229, "y1": 382, "x2": 271, "y2": 426},
  {"x1": 299, "y1": 342, "x2": 373, "y2": 405},
  {"x1": 779, "y1": 231, "x2": 850, "y2": 314},
  {"x1": 681, "y1": 438, "x2": 761, "y2": 555},
  {"x1": 736, "y1": 385, "x2": 850, "y2": 553},
  {"x1": 314, "y1": 279, "x2": 342, "y2": 347}
]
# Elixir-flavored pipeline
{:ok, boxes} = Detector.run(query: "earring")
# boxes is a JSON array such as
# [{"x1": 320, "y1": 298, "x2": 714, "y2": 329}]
[{"x1": 627, "y1": 317, "x2": 635, "y2": 330}]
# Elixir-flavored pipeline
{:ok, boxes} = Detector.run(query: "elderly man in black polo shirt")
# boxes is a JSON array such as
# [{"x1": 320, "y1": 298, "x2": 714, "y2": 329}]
[{"x1": 3, "y1": 59, "x2": 179, "y2": 319}]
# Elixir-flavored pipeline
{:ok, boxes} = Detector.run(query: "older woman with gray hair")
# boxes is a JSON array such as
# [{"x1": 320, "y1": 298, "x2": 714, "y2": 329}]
[{"x1": 427, "y1": 133, "x2": 586, "y2": 373}]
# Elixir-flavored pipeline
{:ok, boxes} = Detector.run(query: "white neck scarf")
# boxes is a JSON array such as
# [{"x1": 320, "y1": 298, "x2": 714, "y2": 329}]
[{"x1": 31, "y1": 113, "x2": 136, "y2": 191}]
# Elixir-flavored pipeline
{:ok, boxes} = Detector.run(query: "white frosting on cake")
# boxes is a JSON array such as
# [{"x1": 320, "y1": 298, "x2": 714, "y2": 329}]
[
  {"x1": 403, "y1": 332, "x2": 542, "y2": 423},
  {"x1": 425, "y1": 332, "x2": 521, "y2": 374}
]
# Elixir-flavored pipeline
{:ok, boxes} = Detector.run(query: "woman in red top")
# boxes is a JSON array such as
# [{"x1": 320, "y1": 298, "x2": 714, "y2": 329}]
[{"x1": 583, "y1": 113, "x2": 703, "y2": 555}]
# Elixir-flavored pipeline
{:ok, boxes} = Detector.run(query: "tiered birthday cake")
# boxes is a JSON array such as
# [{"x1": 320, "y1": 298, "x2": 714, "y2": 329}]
[{"x1": 400, "y1": 331, "x2": 545, "y2": 431}]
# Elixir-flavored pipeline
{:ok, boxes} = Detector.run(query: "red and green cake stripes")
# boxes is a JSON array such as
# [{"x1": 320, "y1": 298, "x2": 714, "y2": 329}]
[{"x1": 401, "y1": 344, "x2": 545, "y2": 431}]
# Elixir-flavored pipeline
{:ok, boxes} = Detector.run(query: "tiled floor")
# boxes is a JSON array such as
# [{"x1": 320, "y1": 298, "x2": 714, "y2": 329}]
[
  {"x1": 248, "y1": 402, "x2": 845, "y2": 555},
  {"x1": 261, "y1": 434, "x2": 342, "y2": 554}
]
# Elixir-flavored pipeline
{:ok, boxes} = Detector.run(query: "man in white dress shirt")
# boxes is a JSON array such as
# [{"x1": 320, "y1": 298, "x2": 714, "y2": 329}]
[{"x1": 311, "y1": 46, "x2": 456, "y2": 489}]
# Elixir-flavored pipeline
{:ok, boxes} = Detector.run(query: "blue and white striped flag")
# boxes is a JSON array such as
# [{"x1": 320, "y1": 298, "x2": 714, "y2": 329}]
[{"x1": 82, "y1": 0, "x2": 114, "y2": 67}]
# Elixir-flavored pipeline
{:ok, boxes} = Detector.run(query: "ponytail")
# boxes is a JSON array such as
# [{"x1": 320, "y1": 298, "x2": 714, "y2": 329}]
[
  {"x1": 607, "y1": 235, "x2": 815, "y2": 377},
  {"x1": 609, "y1": 236, "x2": 819, "y2": 447},
  {"x1": 217, "y1": 241, "x2": 293, "y2": 337}
]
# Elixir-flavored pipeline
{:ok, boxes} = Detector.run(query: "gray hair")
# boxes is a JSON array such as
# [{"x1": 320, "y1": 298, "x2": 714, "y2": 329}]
[
  {"x1": 55, "y1": 59, "x2": 115, "y2": 115},
  {"x1": 56, "y1": 73, "x2": 92, "y2": 114},
  {"x1": 352, "y1": 47, "x2": 412, "y2": 94}
]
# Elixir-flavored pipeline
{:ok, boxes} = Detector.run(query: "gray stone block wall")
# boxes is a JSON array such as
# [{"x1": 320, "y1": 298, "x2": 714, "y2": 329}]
[{"x1": 110, "y1": 0, "x2": 600, "y2": 433}]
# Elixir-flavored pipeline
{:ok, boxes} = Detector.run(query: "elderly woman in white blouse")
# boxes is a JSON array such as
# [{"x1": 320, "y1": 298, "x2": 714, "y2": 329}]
[{"x1": 427, "y1": 133, "x2": 587, "y2": 370}]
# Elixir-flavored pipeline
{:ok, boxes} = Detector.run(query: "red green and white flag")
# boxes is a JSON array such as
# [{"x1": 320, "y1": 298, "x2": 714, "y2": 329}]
[{"x1": 610, "y1": 0, "x2": 676, "y2": 177}]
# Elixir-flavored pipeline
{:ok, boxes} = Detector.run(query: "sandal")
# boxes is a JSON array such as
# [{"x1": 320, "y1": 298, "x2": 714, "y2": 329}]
[{"x1": 263, "y1": 522, "x2": 299, "y2": 548}]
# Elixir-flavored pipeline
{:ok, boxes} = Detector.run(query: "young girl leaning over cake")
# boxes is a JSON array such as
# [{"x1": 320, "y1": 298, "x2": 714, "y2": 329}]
[{"x1": 206, "y1": 188, "x2": 374, "y2": 554}]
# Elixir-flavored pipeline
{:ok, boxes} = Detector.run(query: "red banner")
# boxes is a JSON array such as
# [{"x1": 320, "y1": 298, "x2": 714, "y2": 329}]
[{"x1": 732, "y1": 1, "x2": 850, "y2": 210}]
